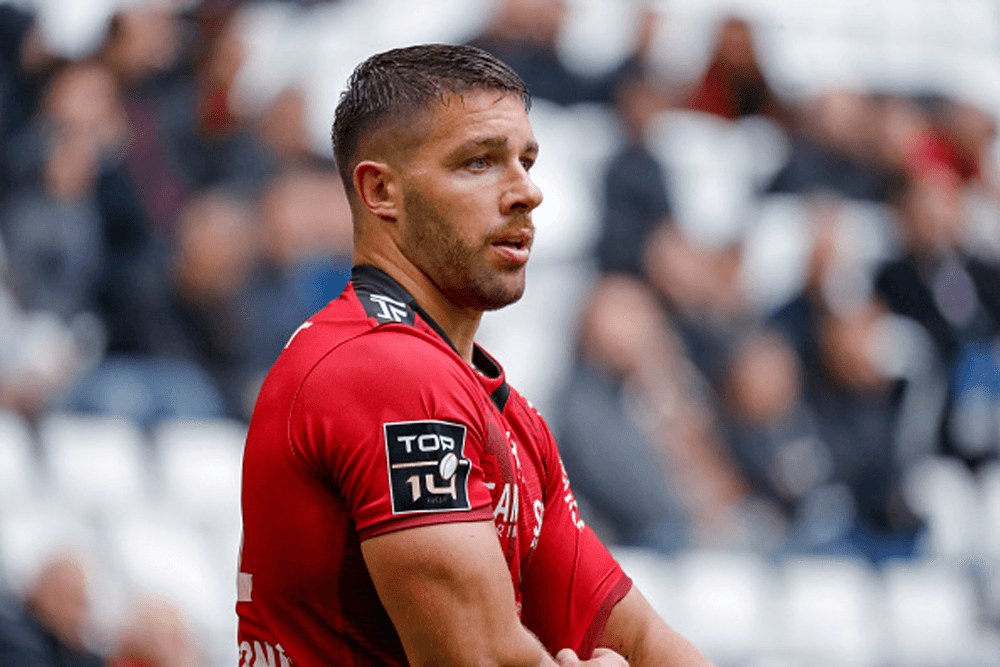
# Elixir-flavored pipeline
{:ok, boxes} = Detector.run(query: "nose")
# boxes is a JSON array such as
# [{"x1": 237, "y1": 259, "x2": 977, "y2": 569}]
[{"x1": 501, "y1": 164, "x2": 543, "y2": 215}]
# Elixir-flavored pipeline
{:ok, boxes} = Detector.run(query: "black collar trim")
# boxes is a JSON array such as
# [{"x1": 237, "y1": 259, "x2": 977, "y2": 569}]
[
  {"x1": 475, "y1": 347, "x2": 510, "y2": 411},
  {"x1": 351, "y1": 265, "x2": 510, "y2": 411}
]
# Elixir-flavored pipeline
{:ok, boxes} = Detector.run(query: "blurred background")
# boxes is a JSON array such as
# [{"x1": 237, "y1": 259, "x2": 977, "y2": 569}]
[{"x1": 0, "y1": 0, "x2": 998, "y2": 665}]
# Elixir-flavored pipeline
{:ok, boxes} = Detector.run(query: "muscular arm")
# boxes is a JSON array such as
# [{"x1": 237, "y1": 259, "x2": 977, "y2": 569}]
[
  {"x1": 600, "y1": 587, "x2": 713, "y2": 667},
  {"x1": 362, "y1": 519, "x2": 624, "y2": 667}
]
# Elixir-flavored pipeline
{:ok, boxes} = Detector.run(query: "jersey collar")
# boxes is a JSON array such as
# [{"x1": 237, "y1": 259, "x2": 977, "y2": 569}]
[{"x1": 351, "y1": 265, "x2": 511, "y2": 412}]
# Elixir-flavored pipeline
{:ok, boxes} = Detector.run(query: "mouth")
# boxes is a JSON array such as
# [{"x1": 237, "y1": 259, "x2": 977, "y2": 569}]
[
  {"x1": 490, "y1": 229, "x2": 533, "y2": 264},
  {"x1": 493, "y1": 238, "x2": 528, "y2": 250}
]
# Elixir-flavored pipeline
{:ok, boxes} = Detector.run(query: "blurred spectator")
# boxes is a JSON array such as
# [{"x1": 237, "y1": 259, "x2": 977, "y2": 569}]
[
  {"x1": 0, "y1": 555, "x2": 103, "y2": 667},
  {"x1": 720, "y1": 332, "x2": 826, "y2": 545},
  {"x1": 0, "y1": 4, "x2": 62, "y2": 194},
  {"x1": 809, "y1": 303, "x2": 922, "y2": 561},
  {"x1": 555, "y1": 276, "x2": 749, "y2": 552},
  {"x1": 108, "y1": 596, "x2": 197, "y2": 667},
  {"x1": 874, "y1": 94, "x2": 964, "y2": 191},
  {"x1": 868, "y1": 92, "x2": 1000, "y2": 207},
  {"x1": 1, "y1": 58, "x2": 166, "y2": 362},
  {"x1": 258, "y1": 166, "x2": 352, "y2": 318},
  {"x1": 152, "y1": 6, "x2": 274, "y2": 199},
  {"x1": 99, "y1": 4, "x2": 195, "y2": 233},
  {"x1": 768, "y1": 90, "x2": 905, "y2": 202},
  {"x1": 643, "y1": 223, "x2": 751, "y2": 382},
  {"x1": 468, "y1": 0, "x2": 656, "y2": 106},
  {"x1": 682, "y1": 16, "x2": 789, "y2": 126},
  {"x1": 875, "y1": 177, "x2": 1000, "y2": 466},
  {"x1": 766, "y1": 204, "x2": 925, "y2": 560},
  {"x1": 912, "y1": 94, "x2": 998, "y2": 188},
  {"x1": 596, "y1": 71, "x2": 672, "y2": 276},
  {"x1": 167, "y1": 190, "x2": 263, "y2": 418},
  {"x1": 2, "y1": 61, "x2": 120, "y2": 322},
  {"x1": 258, "y1": 85, "x2": 328, "y2": 169}
]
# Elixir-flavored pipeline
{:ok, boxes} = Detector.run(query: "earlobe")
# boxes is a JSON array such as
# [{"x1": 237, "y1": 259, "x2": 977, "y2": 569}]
[{"x1": 354, "y1": 160, "x2": 400, "y2": 221}]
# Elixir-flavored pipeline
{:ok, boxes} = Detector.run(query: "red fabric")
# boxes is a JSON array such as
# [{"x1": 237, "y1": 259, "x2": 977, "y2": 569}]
[
  {"x1": 905, "y1": 130, "x2": 959, "y2": 181},
  {"x1": 108, "y1": 658, "x2": 155, "y2": 667},
  {"x1": 198, "y1": 85, "x2": 237, "y2": 136},
  {"x1": 686, "y1": 62, "x2": 739, "y2": 119},
  {"x1": 237, "y1": 275, "x2": 629, "y2": 665}
]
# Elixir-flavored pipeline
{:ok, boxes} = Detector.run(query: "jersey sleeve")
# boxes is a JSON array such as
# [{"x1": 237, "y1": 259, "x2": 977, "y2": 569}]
[
  {"x1": 519, "y1": 421, "x2": 632, "y2": 658},
  {"x1": 288, "y1": 327, "x2": 495, "y2": 540}
]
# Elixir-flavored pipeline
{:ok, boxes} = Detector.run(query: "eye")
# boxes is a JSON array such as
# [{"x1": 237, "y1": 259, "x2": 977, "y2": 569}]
[
  {"x1": 466, "y1": 156, "x2": 490, "y2": 171},
  {"x1": 520, "y1": 156, "x2": 535, "y2": 172}
]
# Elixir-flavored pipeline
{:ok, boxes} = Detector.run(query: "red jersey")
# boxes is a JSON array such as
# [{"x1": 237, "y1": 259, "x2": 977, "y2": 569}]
[{"x1": 237, "y1": 265, "x2": 631, "y2": 666}]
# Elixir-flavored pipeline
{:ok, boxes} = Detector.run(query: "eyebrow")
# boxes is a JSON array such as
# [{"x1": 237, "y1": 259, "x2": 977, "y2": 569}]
[{"x1": 445, "y1": 136, "x2": 539, "y2": 164}]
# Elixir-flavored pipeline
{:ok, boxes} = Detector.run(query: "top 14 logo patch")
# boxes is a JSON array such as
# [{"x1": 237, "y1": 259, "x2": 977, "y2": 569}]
[{"x1": 384, "y1": 420, "x2": 472, "y2": 514}]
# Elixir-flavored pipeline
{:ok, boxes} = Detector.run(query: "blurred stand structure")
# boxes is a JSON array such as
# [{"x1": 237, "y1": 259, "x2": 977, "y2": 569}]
[{"x1": 1, "y1": 0, "x2": 1000, "y2": 665}]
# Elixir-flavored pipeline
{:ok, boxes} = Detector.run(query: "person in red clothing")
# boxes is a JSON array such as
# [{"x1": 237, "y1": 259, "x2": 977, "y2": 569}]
[
  {"x1": 237, "y1": 43, "x2": 712, "y2": 667},
  {"x1": 684, "y1": 16, "x2": 788, "y2": 125}
]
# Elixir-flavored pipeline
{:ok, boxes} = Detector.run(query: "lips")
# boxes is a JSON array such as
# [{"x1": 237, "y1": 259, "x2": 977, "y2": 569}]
[{"x1": 490, "y1": 228, "x2": 534, "y2": 265}]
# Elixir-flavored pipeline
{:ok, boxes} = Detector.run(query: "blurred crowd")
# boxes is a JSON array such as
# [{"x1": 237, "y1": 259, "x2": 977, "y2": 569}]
[
  {"x1": 547, "y1": 9, "x2": 1000, "y2": 566},
  {"x1": 1, "y1": 555, "x2": 198, "y2": 667},
  {"x1": 0, "y1": 0, "x2": 353, "y2": 429},
  {"x1": 0, "y1": 0, "x2": 999, "y2": 664}
]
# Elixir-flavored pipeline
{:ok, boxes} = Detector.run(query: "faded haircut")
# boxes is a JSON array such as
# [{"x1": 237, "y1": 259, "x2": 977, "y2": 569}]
[{"x1": 331, "y1": 43, "x2": 531, "y2": 191}]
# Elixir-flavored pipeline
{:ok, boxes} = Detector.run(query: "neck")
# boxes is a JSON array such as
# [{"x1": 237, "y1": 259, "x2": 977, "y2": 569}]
[{"x1": 354, "y1": 246, "x2": 483, "y2": 364}]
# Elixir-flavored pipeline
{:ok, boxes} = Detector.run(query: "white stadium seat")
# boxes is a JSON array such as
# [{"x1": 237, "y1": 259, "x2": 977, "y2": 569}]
[
  {"x1": 108, "y1": 512, "x2": 235, "y2": 639},
  {"x1": 0, "y1": 499, "x2": 98, "y2": 594},
  {"x1": 153, "y1": 418, "x2": 246, "y2": 524},
  {"x1": 609, "y1": 546, "x2": 682, "y2": 623},
  {"x1": 0, "y1": 409, "x2": 41, "y2": 510},
  {"x1": 152, "y1": 418, "x2": 246, "y2": 582},
  {"x1": 883, "y1": 562, "x2": 983, "y2": 666},
  {"x1": 904, "y1": 455, "x2": 982, "y2": 561},
  {"x1": 776, "y1": 556, "x2": 883, "y2": 665},
  {"x1": 38, "y1": 413, "x2": 150, "y2": 519},
  {"x1": 671, "y1": 550, "x2": 775, "y2": 664}
]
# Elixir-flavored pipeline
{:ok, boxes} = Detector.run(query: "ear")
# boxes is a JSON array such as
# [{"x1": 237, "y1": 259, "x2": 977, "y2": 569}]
[{"x1": 354, "y1": 160, "x2": 400, "y2": 221}]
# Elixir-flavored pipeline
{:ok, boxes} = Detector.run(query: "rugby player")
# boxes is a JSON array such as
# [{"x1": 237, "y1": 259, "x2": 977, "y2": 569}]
[{"x1": 237, "y1": 43, "x2": 712, "y2": 667}]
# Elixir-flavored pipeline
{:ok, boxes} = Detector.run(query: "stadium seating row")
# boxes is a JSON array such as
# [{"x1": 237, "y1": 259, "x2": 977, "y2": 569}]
[{"x1": 3, "y1": 409, "x2": 1000, "y2": 665}]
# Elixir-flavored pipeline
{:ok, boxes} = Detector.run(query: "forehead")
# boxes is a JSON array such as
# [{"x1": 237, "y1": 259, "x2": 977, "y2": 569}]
[{"x1": 410, "y1": 89, "x2": 535, "y2": 152}]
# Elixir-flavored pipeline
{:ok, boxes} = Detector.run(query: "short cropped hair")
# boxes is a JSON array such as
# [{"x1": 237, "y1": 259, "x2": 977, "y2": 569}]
[{"x1": 331, "y1": 43, "x2": 530, "y2": 190}]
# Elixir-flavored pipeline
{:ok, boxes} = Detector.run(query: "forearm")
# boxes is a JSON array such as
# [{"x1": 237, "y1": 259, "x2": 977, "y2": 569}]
[
  {"x1": 602, "y1": 588, "x2": 713, "y2": 667},
  {"x1": 407, "y1": 625, "x2": 612, "y2": 667},
  {"x1": 621, "y1": 619, "x2": 712, "y2": 667},
  {"x1": 362, "y1": 521, "x2": 622, "y2": 667}
]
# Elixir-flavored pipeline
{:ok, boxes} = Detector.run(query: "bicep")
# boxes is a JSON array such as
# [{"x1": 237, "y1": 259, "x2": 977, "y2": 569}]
[{"x1": 361, "y1": 519, "x2": 548, "y2": 667}]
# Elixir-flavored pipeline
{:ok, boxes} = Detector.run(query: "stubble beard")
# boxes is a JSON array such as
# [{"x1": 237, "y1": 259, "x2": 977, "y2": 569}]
[{"x1": 403, "y1": 189, "x2": 526, "y2": 312}]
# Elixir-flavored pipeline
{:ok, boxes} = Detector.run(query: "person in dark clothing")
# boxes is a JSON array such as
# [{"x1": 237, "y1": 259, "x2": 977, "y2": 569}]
[
  {"x1": 468, "y1": 0, "x2": 654, "y2": 106},
  {"x1": 767, "y1": 90, "x2": 905, "y2": 202},
  {"x1": 596, "y1": 72, "x2": 672, "y2": 276},
  {"x1": 555, "y1": 276, "x2": 749, "y2": 552},
  {"x1": 762, "y1": 212, "x2": 926, "y2": 560},
  {"x1": 875, "y1": 178, "x2": 1000, "y2": 466},
  {"x1": 0, "y1": 3, "x2": 63, "y2": 198}
]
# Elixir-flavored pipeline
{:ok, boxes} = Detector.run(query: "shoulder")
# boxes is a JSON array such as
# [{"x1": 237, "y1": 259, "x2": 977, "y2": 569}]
[
  {"x1": 293, "y1": 325, "x2": 486, "y2": 427},
  {"x1": 309, "y1": 325, "x2": 465, "y2": 388}
]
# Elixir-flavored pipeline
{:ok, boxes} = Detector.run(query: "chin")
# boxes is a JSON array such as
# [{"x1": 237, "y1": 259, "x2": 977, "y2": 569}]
[{"x1": 448, "y1": 279, "x2": 525, "y2": 312}]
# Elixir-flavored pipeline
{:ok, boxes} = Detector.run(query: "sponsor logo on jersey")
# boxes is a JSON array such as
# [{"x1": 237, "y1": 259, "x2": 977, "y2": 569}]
[
  {"x1": 384, "y1": 420, "x2": 472, "y2": 514},
  {"x1": 359, "y1": 291, "x2": 416, "y2": 325}
]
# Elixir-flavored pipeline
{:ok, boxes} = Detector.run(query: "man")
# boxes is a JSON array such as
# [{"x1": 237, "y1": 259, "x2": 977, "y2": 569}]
[{"x1": 237, "y1": 44, "x2": 712, "y2": 667}]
